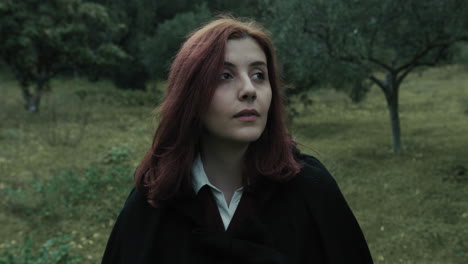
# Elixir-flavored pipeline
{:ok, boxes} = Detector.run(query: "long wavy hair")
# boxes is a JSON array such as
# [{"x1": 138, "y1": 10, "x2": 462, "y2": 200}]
[{"x1": 135, "y1": 16, "x2": 302, "y2": 208}]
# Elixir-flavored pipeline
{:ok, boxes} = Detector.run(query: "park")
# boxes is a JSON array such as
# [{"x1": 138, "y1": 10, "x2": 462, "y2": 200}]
[{"x1": 1, "y1": 0, "x2": 467, "y2": 263}]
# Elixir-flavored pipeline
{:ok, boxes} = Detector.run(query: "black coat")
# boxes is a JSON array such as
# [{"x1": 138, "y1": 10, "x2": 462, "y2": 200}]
[{"x1": 102, "y1": 154, "x2": 374, "y2": 263}]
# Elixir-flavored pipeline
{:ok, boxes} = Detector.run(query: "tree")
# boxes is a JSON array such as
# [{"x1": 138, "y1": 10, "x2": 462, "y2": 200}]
[
  {"x1": 141, "y1": 4, "x2": 212, "y2": 80},
  {"x1": 0, "y1": 0, "x2": 127, "y2": 112},
  {"x1": 88, "y1": 0, "x2": 202, "y2": 90},
  {"x1": 261, "y1": 0, "x2": 468, "y2": 153},
  {"x1": 88, "y1": 0, "x2": 261, "y2": 86}
]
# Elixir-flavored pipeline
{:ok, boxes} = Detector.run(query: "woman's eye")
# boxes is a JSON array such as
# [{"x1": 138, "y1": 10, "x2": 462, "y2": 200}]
[
  {"x1": 221, "y1": 72, "x2": 233, "y2": 80},
  {"x1": 252, "y1": 72, "x2": 265, "y2": 80}
]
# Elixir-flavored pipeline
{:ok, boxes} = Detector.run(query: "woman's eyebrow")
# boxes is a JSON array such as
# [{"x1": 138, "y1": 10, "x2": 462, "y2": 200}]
[
  {"x1": 250, "y1": 61, "x2": 267, "y2": 67},
  {"x1": 224, "y1": 61, "x2": 267, "y2": 68}
]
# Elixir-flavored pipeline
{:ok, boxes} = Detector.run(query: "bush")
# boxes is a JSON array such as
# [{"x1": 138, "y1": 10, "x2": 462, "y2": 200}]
[
  {"x1": 0, "y1": 235, "x2": 81, "y2": 264},
  {"x1": 33, "y1": 166, "x2": 133, "y2": 218},
  {"x1": 0, "y1": 129, "x2": 19, "y2": 141},
  {"x1": 101, "y1": 146, "x2": 130, "y2": 164},
  {"x1": 3, "y1": 166, "x2": 133, "y2": 222}
]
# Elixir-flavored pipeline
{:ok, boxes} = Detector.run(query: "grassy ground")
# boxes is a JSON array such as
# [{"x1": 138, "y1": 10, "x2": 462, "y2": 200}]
[{"x1": 0, "y1": 65, "x2": 467, "y2": 263}]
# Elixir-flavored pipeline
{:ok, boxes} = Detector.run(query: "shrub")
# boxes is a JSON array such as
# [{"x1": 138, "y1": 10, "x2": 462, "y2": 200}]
[
  {"x1": 0, "y1": 235, "x2": 81, "y2": 264},
  {"x1": 101, "y1": 146, "x2": 130, "y2": 164},
  {"x1": 0, "y1": 129, "x2": 19, "y2": 141},
  {"x1": 4, "y1": 166, "x2": 133, "y2": 222},
  {"x1": 32, "y1": 166, "x2": 133, "y2": 218}
]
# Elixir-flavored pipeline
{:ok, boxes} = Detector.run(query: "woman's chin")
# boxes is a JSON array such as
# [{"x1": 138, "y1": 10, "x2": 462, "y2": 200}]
[
  {"x1": 230, "y1": 131, "x2": 263, "y2": 143},
  {"x1": 203, "y1": 127, "x2": 266, "y2": 145}
]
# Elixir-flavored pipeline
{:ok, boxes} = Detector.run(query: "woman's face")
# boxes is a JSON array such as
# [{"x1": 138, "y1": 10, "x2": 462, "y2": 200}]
[{"x1": 202, "y1": 37, "x2": 272, "y2": 144}]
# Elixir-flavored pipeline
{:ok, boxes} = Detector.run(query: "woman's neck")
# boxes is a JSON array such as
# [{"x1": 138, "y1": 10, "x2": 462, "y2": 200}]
[{"x1": 200, "y1": 136, "x2": 247, "y2": 194}]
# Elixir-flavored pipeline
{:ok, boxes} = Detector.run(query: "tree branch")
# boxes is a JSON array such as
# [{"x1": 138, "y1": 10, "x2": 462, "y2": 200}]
[
  {"x1": 396, "y1": 65, "x2": 414, "y2": 87},
  {"x1": 396, "y1": 41, "x2": 446, "y2": 72},
  {"x1": 366, "y1": 57, "x2": 394, "y2": 72},
  {"x1": 369, "y1": 75, "x2": 386, "y2": 91}
]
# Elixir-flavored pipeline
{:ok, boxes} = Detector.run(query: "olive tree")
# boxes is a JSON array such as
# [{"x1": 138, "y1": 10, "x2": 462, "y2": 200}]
[{"x1": 261, "y1": 0, "x2": 468, "y2": 153}]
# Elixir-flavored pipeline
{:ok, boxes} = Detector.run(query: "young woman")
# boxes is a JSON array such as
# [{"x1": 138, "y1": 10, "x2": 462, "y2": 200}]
[{"x1": 102, "y1": 16, "x2": 373, "y2": 264}]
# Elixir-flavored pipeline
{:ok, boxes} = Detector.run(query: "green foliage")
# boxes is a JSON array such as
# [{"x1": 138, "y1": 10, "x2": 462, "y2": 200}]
[
  {"x1": 0, "y1": 129, "x2": 19, "y2": 140},
  {"x1": 111, "y1": 59, "x2": 149, "y2": 90},
  {"x1": 261, "y1": 0, "x2": 468, "y2": 152},
  {"x1": 3, "y1": 165, "x2": 133, "y2": 221},
  {"x1": 32, "y1": 166, "x2": 132, "y2": 218},
  {"x1": 2, "y1": 186, "x2": 26, "y2": 201},
  {"x1": 0, "y1": 235, "x2": 81, "y2": 264},
  {"x1": 101, "y1": 146, "x2": 130, "y2": 164},
  {"x1": 452, "y1": 43, "x2": 468, "y2": 67},
  {"x1": 0, "y1": 0, "x2": 129, "y2": 111},
  {"x1": 88, "y1": 0, "x2": 199, "y2": 90},
  {"x1": 90, "y1": 0, "x2": 260, "y2": 89},
  {"x1": 142, "y1": 3, "x2": 212, "y2": 80},
  {"x1": 258, "y1": 0, "x2": 322, "y2": 91},
  {"x1": 0, "y1": 0, "x2": 127, "y2": 77},
  {"x1": 261, "y1": 0, "x2": 468, "y2": 95}
]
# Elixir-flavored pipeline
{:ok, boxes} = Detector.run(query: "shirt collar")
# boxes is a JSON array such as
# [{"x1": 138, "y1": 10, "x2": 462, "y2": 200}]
[
  {"x1": 192, "y1": 153, "x2": 219, "y2": 194},
  {"x1": 192, "y1": 153, "x2": 244, "y2": 194}
]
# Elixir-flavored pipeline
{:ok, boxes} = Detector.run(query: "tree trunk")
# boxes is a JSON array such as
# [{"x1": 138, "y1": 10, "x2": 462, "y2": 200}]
[
  {"x1": 32, "y1": 82, "x2": 43, "y2": 111},
  {"x1": 20, "y1": 82, "x2": 43, "y2": 113},
  {"x1": 376, "y1": 71, "x2": 402, "y2": 154},
  {"x1": 386, "y1": 95, "x2": 402, "y2": 153},
  {"x1": 383, "y1": 70, "x2": 402, "y2": 154}
]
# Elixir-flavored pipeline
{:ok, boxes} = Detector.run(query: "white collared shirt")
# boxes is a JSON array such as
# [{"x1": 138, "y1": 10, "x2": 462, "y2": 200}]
[{"x1": 192, "y1": 154, "x2": 244, "y2": 230}]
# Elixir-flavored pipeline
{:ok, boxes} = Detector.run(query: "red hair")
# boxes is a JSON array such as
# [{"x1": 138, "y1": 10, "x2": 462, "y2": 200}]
[{"x1": 135, "y1": 16, "x2": 302, "y2": 207}]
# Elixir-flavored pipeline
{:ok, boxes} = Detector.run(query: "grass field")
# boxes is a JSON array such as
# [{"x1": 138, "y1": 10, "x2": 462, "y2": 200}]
[{"x1": 0, "y1": 65, "x2": 467, "y2": 263}]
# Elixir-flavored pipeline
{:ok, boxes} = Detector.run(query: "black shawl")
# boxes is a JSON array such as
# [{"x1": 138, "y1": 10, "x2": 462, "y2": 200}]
[{"x1": 102, "y1": 154, "x2": 374, "y2": 263}]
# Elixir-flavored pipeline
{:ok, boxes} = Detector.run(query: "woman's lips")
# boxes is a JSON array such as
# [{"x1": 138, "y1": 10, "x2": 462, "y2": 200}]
[
  {"x1": 235, "y1": 115, "x2": 258, "y2": 121},
  {"x1": 233, "y1": 109, "x2": 259, "y2": 121}
]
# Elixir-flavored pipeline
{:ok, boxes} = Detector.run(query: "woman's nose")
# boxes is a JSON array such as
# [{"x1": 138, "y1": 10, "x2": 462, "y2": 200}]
[{"x1": 239, "y1": 77, "x2": 257, "y2": 101}]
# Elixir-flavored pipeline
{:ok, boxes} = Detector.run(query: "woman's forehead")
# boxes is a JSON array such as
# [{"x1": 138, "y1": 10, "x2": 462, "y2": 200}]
[{"x1": 224, "y1": 37, "x2": 267, "y2": 67}]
